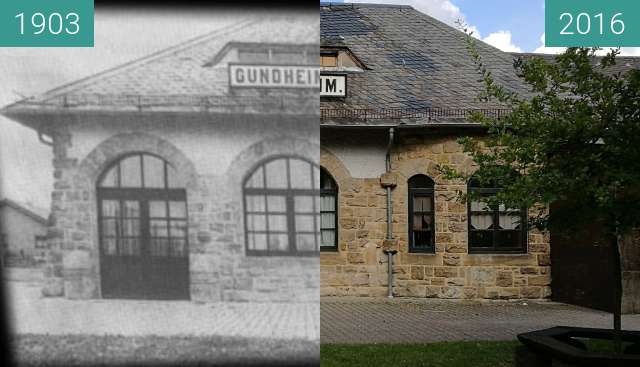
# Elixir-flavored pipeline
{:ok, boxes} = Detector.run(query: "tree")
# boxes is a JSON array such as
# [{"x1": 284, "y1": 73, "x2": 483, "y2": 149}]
[{"x1": 444, "y1": 27, "x2": 640, "y2": 352}]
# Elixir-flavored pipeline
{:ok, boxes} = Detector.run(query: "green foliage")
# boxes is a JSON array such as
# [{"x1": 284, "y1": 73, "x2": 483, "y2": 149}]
[{"x1": 445, "y1": 24, "x2": 640, "y2": 237}]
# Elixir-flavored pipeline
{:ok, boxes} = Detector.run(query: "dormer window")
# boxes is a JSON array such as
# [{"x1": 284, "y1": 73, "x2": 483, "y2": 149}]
[
  {"x1": 236, "y1": 45, "x2": 318, "y2": 65},
  {"x1": 320, "y1": 52, "x2": 338, "y2": 67}
]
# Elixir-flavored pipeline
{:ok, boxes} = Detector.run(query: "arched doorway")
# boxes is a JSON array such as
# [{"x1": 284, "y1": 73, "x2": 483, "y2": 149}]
[{"x1": 97, "y1": 153, "x2": 190, "y2": 299}]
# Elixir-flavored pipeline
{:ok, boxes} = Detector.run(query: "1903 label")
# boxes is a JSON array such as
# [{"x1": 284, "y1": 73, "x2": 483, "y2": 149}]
[{"x1": 0, "y1": 1, "x2": 93, "y2": 47}]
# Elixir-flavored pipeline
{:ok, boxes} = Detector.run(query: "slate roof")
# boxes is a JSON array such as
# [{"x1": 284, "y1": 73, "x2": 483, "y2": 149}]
[
  {"x1": 0, "y1": 199, "x2": 48, "y2": 225},
  {"x1": 319, "y1": 3, "x2": 640, "y2": 126},
  {"x1": 2, "y1": 10, "x2": 318, "y2": 117}
]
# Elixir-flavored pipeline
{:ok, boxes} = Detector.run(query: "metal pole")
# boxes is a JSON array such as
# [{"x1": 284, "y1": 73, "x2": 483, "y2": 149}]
[{"x1": 385, "y1": 128, "x2": 395, "y2": 298}]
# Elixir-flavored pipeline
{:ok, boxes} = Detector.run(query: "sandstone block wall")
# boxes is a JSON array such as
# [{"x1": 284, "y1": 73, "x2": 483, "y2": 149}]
[{"x1": 320, "y1": 135, "x2": 552, "y2": 300}]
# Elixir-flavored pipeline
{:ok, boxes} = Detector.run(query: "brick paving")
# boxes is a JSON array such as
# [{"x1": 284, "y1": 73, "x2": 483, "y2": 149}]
[
  {"x1": 3, "y1": 272, "x2": 319, "y2": 341},
  {"x1": 321, "y1": 297, "x2": 640, "y2": 344}
]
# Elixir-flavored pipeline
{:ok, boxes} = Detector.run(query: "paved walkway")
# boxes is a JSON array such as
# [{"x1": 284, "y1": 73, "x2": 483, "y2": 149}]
[
  {"x1": 3, "y1": 269, "x2": 319, "y2": 341},
  {"x1": 321, "y1": 297, "x2": 640, "y2": 344}
]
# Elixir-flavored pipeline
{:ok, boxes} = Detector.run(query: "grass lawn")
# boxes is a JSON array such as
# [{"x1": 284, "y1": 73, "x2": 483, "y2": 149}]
[
  {"x1": 10, "y1": 334, "x2": 319, "y2": 366},
  {"x1": 321, "y1": 341, "x2": 524, "y2": 367}
]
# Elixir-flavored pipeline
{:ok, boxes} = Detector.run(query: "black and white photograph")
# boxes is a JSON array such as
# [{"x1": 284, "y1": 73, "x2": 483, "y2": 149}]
[{"x1": 0, "y1": 3, "x2": 320, "y2": 366}]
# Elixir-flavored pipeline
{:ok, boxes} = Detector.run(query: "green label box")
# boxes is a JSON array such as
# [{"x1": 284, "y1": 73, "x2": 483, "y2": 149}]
[
  {"x1": 0, "y1": 0, "x2": 94, "y2": 47},
  {"x1": 546, "y1": 0, "x2": 640, "y2": 47}
]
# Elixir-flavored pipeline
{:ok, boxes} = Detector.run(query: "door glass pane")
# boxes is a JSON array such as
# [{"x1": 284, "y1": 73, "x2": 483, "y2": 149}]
[
  {"x1": 102, "y1": 238, "x2": 117, "y2": 255},
  {"x1": 122, "y1": 201, "x2": 140, "y2": 218},
  {"x1": 290, "y1": 159, "x2": 312, "y2": 189},
  {"x1": 143, "y1": 155, "x2": 165, "y2": 188},
  {"x1": 150, "y1": 220, "x2": 169, "y2": 237},
  {"x1": 102, "y1": 200, "x2": 120, "y2": 217},
  {"x1": 151, "y1": 238, "x2": 169, "y2": 257},
  {"x1": 149, "y1": 201, "x2": 167, "y2": 218},
  {"x1": 169, "y1": 201, "x2": 187, "y2": 219},
  {"x1": 169, "y1": 220, "x2": 187, "y2": 238},
  {"x1": 265, "y1": 159, "x2": 288, "y2": 188},
  {"x1": 246, "y1": 195, "x2": 266, "y2": 212},
  {"x1": 101, "y1": 219, "x2": 119, "y2": 237},
  {"x1": 122, "y1": 219, "x2": 140, "y2": 237},
  {"x1": 119, "y1": 155, "x2": 142, "y2": 187},
  {"x1": 247, "y1": 214, "x2": 266, "y2": 231},
  {"x1": 267, "y1": 195, "x2": 286, "y2": 212},
  {"x1": 120, "y1": 238, "x2": 141, "y2": 256},
  {"x1": 171, "y1": 238, "x2": 187, "y2": 257}
]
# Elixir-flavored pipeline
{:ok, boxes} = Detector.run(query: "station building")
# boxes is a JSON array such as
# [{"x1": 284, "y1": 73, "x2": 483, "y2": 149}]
[
  {"x1": 2, "y1": 11, "x2": 320, "y2": 302},
  {"x1": 319, "y1": 3, "x2": 640, "y2": 311}
]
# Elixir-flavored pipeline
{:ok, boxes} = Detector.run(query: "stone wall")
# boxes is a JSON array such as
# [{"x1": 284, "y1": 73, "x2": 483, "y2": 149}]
[
  {"x1": 43, "y1": 115, "x2": 319, "y2": 303},
  {"x1": 621, "y1": 229, "x2": 640, "y2": 313},
  {"x1": 320, "y1": 133, "x2": 552, "y2": 300}
]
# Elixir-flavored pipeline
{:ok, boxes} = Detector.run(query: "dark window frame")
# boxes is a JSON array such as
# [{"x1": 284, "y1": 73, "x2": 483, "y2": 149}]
[
  {"x1": 96, "y1": 153, "x2": 189, "y2": 260},
  {"x1": 320, "y1": 168, "x2": 338, "y2": 252},
  {"x1": 467, "y1": 183, "x2": 528, "y2": 254},
  {"x1": 242, "y1": 155, "x2": 320, "y2": 257},
  {"x1": 408, "y1": 175, "x2": 436, "y2": 254}
]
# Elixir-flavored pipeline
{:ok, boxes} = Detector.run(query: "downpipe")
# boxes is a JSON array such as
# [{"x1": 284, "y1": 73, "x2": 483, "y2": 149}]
[{"x1": 384, "y1": 127, "x2": 396, "y2": 298}]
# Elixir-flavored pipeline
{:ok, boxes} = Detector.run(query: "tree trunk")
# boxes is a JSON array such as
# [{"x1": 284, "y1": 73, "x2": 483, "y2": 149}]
[{"x1": 612, "y1": 234, "x2": 622, "y2": 353}]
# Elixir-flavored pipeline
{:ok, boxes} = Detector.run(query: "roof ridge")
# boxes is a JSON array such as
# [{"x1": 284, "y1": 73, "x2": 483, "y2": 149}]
[{"x1": 10, "y1": 17, "x2": 261, "y2": 106}]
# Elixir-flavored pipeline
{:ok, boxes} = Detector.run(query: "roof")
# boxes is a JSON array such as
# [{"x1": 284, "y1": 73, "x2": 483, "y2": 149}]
[
  {"x1": 1, "y1": 10, "x2": 319, "y2": 122},
  {"x1": 0, "y1": 199, "x2": 48, "y2": 226},
  {"x1": 320, "y1": 3, "x2": 640, "y2": 126}
]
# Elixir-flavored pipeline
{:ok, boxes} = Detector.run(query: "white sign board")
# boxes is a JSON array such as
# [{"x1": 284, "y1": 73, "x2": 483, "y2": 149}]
[
  {"x1": 229, "y1": 65, "x2": 319, "y2": 89},
  {"x1": 320, "y1": 75, "x2": 346, "y2": 97}
]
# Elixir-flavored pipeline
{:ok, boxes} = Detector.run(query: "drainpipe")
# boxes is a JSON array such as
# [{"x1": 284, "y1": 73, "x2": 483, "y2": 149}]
[{"x1": 384, "y1": 127, "x2": 396, "y2": 298}]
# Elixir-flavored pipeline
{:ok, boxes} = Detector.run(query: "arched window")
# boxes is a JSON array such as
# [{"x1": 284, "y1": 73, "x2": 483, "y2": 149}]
[
  {"x1": 320, "y1": 168, "x2": 338, "y2": 251},
  {"x1": 408, "y1": 174, "x2": 435, "y2": 253},
  {"x1": 97, "y1": 153, "x2": 189, "y2": 300},
  {"x1": 467, "y1": 178, "x2": 527, "y2": 253},
  {"x1": 243, "y1": 156, "x2": 320, "y2": 256}
]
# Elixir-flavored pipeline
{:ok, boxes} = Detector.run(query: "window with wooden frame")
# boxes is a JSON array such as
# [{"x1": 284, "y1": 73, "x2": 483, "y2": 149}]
[
  {"x1": 320, "y1": 168, "x2": 338, "y2": 251},
  {"x1": 243, "y1": 156, "x2": 320, "y2": 256},
  {"x1": 320, "y1": 52, "x2": 338, "y2": 67},
  {"x1": 467, "y1": 178, "x2": 527, "y2": 253},
  {"x1": 408, "y1": 174, "x2": 435, "y2": 253}
]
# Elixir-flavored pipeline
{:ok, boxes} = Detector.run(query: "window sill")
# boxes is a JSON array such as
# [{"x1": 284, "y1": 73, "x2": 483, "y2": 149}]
[
  {"x1": 320, "y1": 248, "x2": 339, "y2": 253},
  {"x1": 408, "y1": 249, "x2": 436, "y2": 255}
]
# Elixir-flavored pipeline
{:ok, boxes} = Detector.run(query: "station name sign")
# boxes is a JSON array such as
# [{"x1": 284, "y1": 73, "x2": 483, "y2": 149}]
[{"x1": 229, "y1": 64, "x2": 346, "y2": 97}]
